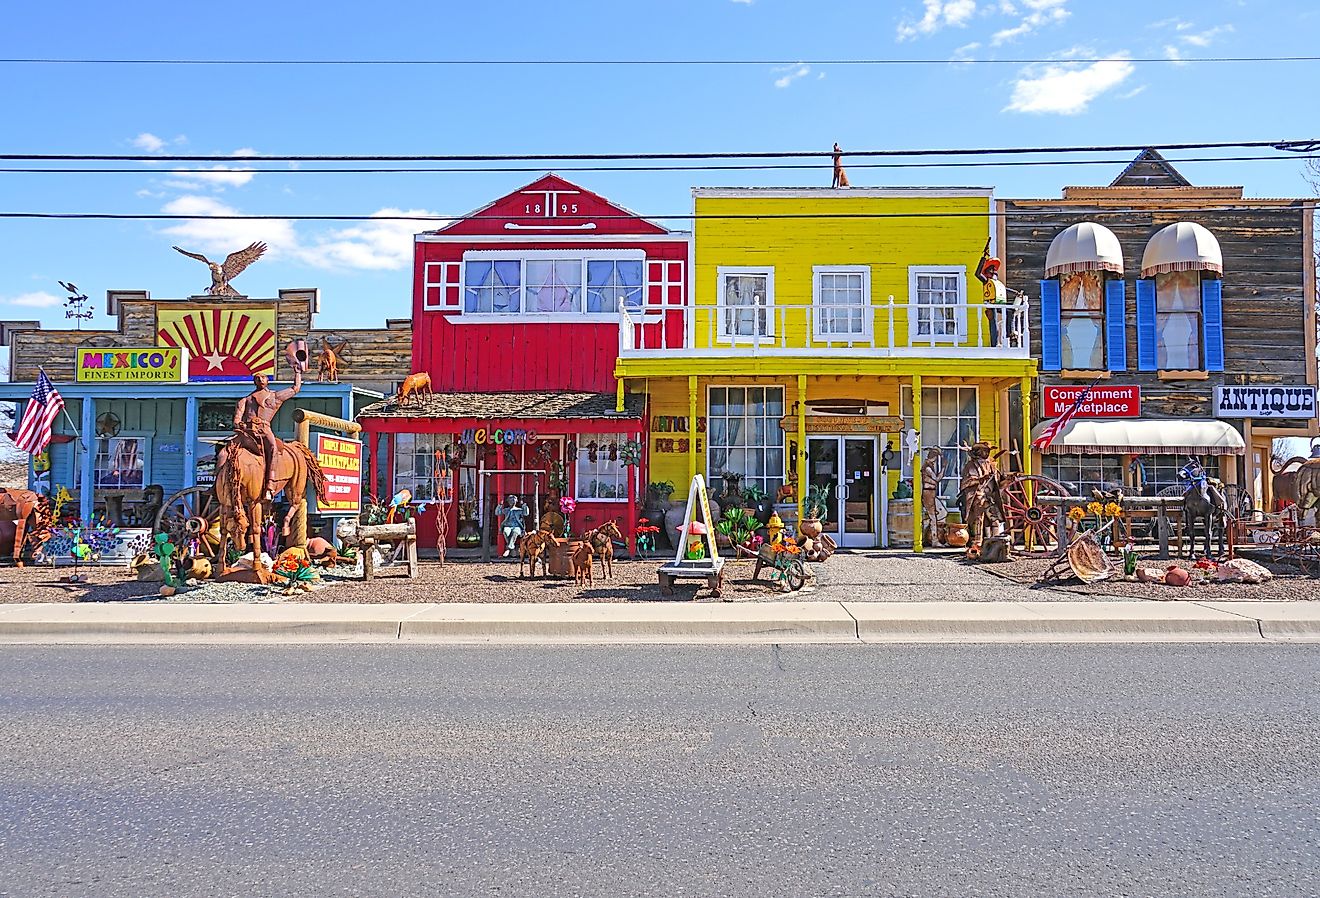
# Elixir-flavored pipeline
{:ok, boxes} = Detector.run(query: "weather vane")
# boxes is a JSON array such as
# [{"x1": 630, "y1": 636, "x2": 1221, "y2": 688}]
[{"x1": 58, "y1": 281, "x2": 93, "y2": 329}]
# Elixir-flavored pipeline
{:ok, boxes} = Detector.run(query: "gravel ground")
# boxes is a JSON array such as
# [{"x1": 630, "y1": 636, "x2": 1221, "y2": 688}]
[{"x1": 983, "y1": 550, "x2": 1320, "y2": 601}]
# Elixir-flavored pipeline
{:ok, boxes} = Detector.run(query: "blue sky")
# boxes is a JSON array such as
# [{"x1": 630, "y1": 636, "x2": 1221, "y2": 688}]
[{"x1": 0, "y1": 0, "x2": 1316, "y2": 337}]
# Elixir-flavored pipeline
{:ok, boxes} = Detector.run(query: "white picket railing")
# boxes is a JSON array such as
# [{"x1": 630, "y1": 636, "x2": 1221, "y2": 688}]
[{"x1": 618, "y1": 296, "x2": 1031, "y2": 359}]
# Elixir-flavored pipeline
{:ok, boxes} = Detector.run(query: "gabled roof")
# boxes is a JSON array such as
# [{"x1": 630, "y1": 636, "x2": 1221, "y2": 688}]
[
  {"x1": 1108, "y1": 148, "x2": 1192, "y2": 188},
  {"x1": 422, "y1": 174, "x2": 672, "y2": 238}
]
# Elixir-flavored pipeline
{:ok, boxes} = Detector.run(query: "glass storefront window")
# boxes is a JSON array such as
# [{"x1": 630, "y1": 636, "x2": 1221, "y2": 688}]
[
  {"x1": 575, "y1": 433, "x2": 630, "y2": 501},
  {"x1": 902, "y1": 385, "x2": 979, "y2": 503},
  {"x1": 707, "y1": 386, "x2": 785, "y2": 497}
]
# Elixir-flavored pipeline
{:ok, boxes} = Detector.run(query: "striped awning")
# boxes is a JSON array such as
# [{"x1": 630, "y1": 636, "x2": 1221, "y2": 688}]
[
  {"x1": 1031, "y1": 418, "x2": 1245, "y2": 456},
  {"x1": 1140, "y1": 221, "x2": 1224, "y2": 278},
  {"x1": 1044, "y1": 222, "x2": 1125, "y2": 278}
]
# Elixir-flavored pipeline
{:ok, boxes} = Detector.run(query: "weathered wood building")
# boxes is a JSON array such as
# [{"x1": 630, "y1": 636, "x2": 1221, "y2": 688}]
[
  {"x1": 1, "y1": 288, "x2": 412, "y2": 523},
  {"x1": 1000, "y1": 149, "x2": 1317, "y2": 507}
]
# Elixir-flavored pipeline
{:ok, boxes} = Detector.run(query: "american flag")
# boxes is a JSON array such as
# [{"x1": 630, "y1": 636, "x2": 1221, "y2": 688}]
[
  {"x1": 12, "y1": 370, "x2": 65, "y2": 455},
  {"x1": 1032, "y1": 384, "x2": 1093, "y2": 451}
]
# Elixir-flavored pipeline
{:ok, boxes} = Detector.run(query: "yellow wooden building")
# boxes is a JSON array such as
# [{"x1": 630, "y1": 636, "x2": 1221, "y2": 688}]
[{"x1": 615, "y1": 187, "x2": 1038, "y2": 550}]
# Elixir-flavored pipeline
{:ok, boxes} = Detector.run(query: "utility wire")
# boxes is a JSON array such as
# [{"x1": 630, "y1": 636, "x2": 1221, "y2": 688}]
[
  {"x1": 0, "y1": 206, "x2": 1307, "y2": 223},
  {"x1": 3, "y1": 139, "x2": 1318, "y2": 163},
  {"x1": 2, "y1": 55, "x2": 1317, "y2": 66},
  {"x1": 0, "y1": 153, "x2": 1316, "y2": 176}
]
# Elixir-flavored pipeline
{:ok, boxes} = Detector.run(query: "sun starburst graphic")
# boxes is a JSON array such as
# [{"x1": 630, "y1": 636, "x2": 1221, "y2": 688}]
[{"x1": 157, "y1": 307, "x2": 277, "y2": 382}]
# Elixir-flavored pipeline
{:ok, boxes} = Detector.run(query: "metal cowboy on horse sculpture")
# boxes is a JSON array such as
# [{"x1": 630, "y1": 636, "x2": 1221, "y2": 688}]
[
  {"x1": 213, "y1": 349, "x2": 329, "y2": 561},
  {"x1": 1178, "y1": 457, "x2": 1230, "y2": 559}
]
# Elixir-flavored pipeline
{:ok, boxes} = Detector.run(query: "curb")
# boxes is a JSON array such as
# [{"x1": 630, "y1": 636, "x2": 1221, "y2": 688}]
[{"x1": 0, "y1": 601, "x2": 1317, "y2": 645}]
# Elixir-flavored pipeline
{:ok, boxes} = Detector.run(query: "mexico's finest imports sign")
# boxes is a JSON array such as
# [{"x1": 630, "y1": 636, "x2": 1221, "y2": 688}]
[
  {"x1": 76, "y1": 347, "x2": 188, "y2": 383},
  {"x1": 313, "y1": 434, "x2": 362, "y2": 515},
  {"x1": 1042, "y1": 385, "x2": 1140, "y2": 419},
  {"x1": 1215, "y1": 384, "x2": 1318, "y2": 420}
]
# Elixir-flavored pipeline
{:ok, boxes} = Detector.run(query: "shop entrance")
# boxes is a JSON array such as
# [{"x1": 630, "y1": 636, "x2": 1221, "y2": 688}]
[{"x1": 806, "y1": 435, "x2": 881, "y2": 548}]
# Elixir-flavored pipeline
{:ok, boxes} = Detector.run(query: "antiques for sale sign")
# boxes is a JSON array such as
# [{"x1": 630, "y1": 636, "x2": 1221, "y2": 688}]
[
  {"x1": 1041, "y1": 385, "x2": 1140, "y2": 418},
  {"x1": 76, "y1": 347, "x2": 188, "y2": 383},
  {"x1": 313, "y1": 434, "x2": 362, "y2": 515},
  {"x1": 1214, "y1": 384, "x2": 1317, "y2": 419}
]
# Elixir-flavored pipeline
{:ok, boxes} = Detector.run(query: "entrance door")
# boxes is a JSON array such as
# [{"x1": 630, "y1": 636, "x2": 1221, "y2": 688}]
[{"x1": 806, "y1": 435, "x2": 879, "y2": 548}]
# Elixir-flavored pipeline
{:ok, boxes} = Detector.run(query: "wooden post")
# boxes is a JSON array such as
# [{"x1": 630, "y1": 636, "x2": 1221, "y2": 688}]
[
  {"x1": 687, "y1": 375, "x2": 699, "y2": 484},
  {"x1": 1019, "y1": 375, "x2": 1033, "y2": 477},
  {"x1": 796, "y1": 374, "x2": 807, "y2": 528},
  {"x1": 290, "y1": 410, "x2": 362, "y2": 549},
  {"x1": 911, "y1": 374, "x2": 923, "y2": 553},
  {"x1": 1156, "y1": 504, "x2": 1170, "y2": 559}
]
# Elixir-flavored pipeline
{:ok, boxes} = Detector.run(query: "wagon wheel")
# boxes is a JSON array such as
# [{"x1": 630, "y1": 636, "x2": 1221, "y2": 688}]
[
  {"x1": 155, "y1": 486, "x2": 223, "y2": 559},
  {"x1": 997, "y1": 474, "x2": 1073, "y2": 551},
  {"x1": 784, "y1": 558, "x2": 806, "y2": 592}
]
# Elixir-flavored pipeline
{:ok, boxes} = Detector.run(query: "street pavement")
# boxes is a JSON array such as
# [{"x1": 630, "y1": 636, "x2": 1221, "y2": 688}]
[{"x1": 2, "y1": 645, "x2": 1318, "y2": 897}]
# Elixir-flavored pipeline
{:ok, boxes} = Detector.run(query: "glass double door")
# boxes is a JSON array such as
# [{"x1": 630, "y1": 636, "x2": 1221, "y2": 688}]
[{"x1": 806, "y1": 435, "x2": 880, "y2": 548}]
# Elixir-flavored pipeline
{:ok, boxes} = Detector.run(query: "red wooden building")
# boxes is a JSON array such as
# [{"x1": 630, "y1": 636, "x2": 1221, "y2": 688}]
[{"x1": 359, "y1": 175, "x2": 690, "y2": 552}]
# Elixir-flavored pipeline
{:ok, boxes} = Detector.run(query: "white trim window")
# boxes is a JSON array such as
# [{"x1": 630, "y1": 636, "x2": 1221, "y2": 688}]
[
  {"x1": 812, "y1": 266, "x2": 871, "y2": 341},
  {"x1": 717, "y1": 267, "x2": 774, "y2": 341},
  {"x1": 423, "y1": 261, "x2": 462, "y2": 311},
  {"x1": 575, "y1": 433, "x2": 630, "y2": 501},
  {"x1": 909, "y1": 266, "x2": 966, "y2": 340},
  {"x1": 461, "y1": 250, "x2": 645, "y2": 317},
  {"x1": 707, "y1": 386, "x2": 786, "y2": 498}
]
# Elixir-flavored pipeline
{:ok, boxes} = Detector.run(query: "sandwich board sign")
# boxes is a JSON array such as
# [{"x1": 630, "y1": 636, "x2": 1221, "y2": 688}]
[{"x1": 657, "y1": 474, "x2": 725, "y2": 597}]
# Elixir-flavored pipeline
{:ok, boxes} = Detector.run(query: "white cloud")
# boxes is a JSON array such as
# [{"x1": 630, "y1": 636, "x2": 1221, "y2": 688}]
[
  {"x1": 897, "y1": 0, "x2": 977, "y2": 40},
  {"x1": 303, "y1": 210, "x2": 440, "y2": 271},
  {"x1": 1005, "y1": 51, "x2": 1135, "y2": 114},
  {"x1": 131, "y1": 133, "x2": 166, "y2": 152},
  {"x1": 991, "y1": 0, "x2": 1069, "y2": 44},
  {"x1": 5, "y1": 291, "x2": 62, "y2": 308},
  {"x1": 1164, "y1": 44, "x2": 1187, "y2": 65},
  {"x1": 1118, "y1": 85, "x2": 1147, "y2": 100},
  {"x1": 951, "y1": 41, "x2": 981, "y2": 61},
  {"x1": 730, "y1": 0, "x2": 754, "y2": 4},
  {"x1": 159, "y1": 196, "x2": 298, "y2": 262},
  {"x1": 772, "y1": 62, "x2": 812, "y2": 88},
  {"x1": 165, "y1": 166, "x2": 257, "y2": 190}
]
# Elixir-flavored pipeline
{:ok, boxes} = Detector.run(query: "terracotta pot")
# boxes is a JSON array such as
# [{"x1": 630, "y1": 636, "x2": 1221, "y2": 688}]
[
  {"x1": 799, "y1": 518, "x2": 823, "y2": 539},
  {"x1": 1164, "y1": 566, "x2": 1191, "y2": 587},
  {"x1": 945, "y1": 523, "x2": 969, "y2": 548}
]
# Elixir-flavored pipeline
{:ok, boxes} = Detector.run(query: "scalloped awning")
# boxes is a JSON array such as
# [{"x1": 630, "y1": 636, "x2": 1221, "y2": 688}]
[
  {"x1": 1140, "y1": 221, "x2": 1224, "y2": 278},
  {"x1": 1030, "y1": 418, "x2": 1245, "y2": 456},
  {"x1": 1044, "y1": 222, "x2": 1125, "y2": 278}
]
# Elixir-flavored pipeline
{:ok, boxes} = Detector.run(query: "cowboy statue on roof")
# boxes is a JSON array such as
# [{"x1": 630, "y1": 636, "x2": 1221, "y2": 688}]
[{"x1": 974, "y1": 241, "x2": 1027, "y2": 349}]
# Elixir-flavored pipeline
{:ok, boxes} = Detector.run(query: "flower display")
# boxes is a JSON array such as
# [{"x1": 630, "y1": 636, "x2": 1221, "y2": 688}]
[
  {"x1": 1104, "y1": 502, "x2": 1123, "y2": 517},
  {"x1": 559, "y1": 496, "x2": 577, "y2": 514},
  {"x1": 1068, "y1": 506, "x2": 1087, "y2": 523},
  {"x1": 1086, "y1": 501, "x2": 1104, "y2": 517}
]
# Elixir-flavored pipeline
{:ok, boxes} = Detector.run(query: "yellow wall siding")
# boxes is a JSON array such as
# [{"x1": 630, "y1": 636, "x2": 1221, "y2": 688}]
[{"x1": 693, "y1": 194, "x2": 994, "y2": 350}]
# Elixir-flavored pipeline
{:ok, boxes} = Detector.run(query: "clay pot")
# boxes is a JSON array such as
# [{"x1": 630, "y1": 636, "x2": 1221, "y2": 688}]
[
  {"x1": 1164, "y1": 566, "x2": 1191, "y2": 587},
  {"x1": 944, "y1": 523, "x2": 969, "y2": 548},
  {"x1": 159, "y1": 585, "x2": 177, "y2": 597},
  {"x1": 799, "y1": 518, "x2": 824, "y2": 539}
]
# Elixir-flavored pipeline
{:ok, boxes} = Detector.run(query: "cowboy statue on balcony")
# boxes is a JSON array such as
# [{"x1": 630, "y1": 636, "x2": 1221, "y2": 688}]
[{"x1": 975, "y1": 244, "x2": 1026, "y2": 349}]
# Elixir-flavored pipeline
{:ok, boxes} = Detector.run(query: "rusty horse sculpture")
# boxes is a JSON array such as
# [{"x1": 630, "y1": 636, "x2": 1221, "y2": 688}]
[
  {"x1": 214, "y1": 435, "x2": 329, "y2": 560},
  {"x1": 0, "y1": 488, "x2": 43, "y2": 566}
]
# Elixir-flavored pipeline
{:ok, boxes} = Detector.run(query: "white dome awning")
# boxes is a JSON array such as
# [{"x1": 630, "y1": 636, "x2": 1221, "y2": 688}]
[
  {"x1": 1044, "y1": 222, "x2": 1124, "y2": 278},
  {"x1": 1030, "y1": 418, "x2": 1245, "y2": 456},
  {"x1": 1140, "y1": 221, "x2": 1223, "y2": 278}
]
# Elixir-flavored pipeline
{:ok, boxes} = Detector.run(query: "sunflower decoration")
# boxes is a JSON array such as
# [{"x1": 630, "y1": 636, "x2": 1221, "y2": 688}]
[
  {"x1": 1067, "y1": 506, "x2": 1087, "y2": 523},
  {"x1": 1086, "y1": 501, "x2": 1105, "y2": 517},
  {"x1": 1104, "y1": 502, "x2": 1123, "y2": 518}
]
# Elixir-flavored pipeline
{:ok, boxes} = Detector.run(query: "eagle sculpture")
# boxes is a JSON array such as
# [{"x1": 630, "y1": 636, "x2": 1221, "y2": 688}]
[{"x1": 172, "y1": 241, "x2": 267, "y2": 296}]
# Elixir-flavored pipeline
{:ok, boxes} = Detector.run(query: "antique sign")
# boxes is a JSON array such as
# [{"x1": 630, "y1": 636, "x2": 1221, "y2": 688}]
[
  {"x1": 1214, "y1": 385, "x2": 1317, "y2": 419},
  {"x1": 157, "y1": 307, "x2": 277, "y2": 382},
  {"x1": 76, "y1": 347, "x2": 188, "y2": 383},
  {"x1": 1042, "y1": 385, "x2": 1141, "y2": 419},
  {"x1": 313, "y1": 434, "x2": 363, "y2": 515},
  {"x1": 777, "y1": 414, "x2": 904, "y2": 434}
]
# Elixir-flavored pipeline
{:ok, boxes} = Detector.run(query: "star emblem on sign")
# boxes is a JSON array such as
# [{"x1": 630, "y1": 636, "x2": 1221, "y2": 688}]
[{"x1": 202, "y1": 350, "x2": 228, "y2": 371}]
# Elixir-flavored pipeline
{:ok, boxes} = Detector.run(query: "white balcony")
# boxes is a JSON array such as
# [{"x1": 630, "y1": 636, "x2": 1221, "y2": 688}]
[{"x1": 618, "y1": 297, "x2": 1032, "y2": 360}]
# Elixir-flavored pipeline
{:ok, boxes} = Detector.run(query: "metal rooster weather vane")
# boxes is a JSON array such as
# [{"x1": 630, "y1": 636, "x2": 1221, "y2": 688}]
[
  {"x1": 58, "y1": 281, "x2": 93, "y2": 329},
  {"x1": 171, "y1": 241, "x2": 267, "y2": 296}
]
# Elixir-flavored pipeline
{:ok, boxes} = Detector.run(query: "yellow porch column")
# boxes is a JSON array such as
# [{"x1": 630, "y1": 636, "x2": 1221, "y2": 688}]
[
  {"x1": 911, "y1": 374, "x2": 923, "y2": 553},
  {"x1": 616, "y1": 377, "x2": 625, "y2": 414},
  {"x1": 796, "y1": 374, "x2": 807, "y2": 526},
  {"x1": 687, "y1": 376, "x2": 699, "y2": 484},
  {"x1": 1019, "y1": 375, "x2": 1033, "y2": 476}
]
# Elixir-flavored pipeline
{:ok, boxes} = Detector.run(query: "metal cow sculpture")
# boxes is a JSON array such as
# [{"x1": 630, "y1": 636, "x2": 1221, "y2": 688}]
[{"x1": 1179, "y1": 458, "x2": 1229, "y2": 559}]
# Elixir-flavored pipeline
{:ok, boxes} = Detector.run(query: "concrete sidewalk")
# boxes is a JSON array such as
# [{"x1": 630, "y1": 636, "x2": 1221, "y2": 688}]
[{"x1": 1, "y1": 600, "x2": 1318, "y2": 644}]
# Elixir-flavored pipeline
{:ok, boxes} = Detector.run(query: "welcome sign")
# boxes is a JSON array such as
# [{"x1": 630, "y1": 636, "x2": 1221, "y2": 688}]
[{"x1": 76, "y1": 347, "x2": 188, "y2": 383}]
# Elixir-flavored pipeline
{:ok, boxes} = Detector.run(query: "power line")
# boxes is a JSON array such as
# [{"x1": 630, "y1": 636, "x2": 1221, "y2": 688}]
[
  {"x1": 0, "y1": 205, "x2": 1307, "y2": 223},
  {"x1": 3, "y1": 139, "x2": 1318, "y2": 164},
  {"x1": 0, "y1": 153, "x2": 1315, "y2": 176},
  {"x1": 1, "y1": 55, "x2": 1317, "y2": 66}
]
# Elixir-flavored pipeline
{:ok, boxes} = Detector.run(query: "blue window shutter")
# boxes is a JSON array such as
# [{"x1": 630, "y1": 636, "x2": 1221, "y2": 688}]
[
  {"x1": 1202, "y1": 278, "x2": 1225, "y2": 372},
  {"x1": 1135, "y1": 278, "x2": 1157, "y2": 371},
  {"x1": 1104, "y1": 278, "x2": 1127, "y2": 372},
  {"x1": 1039, "y1": 279, "x2": 1062, "y2": 371}
]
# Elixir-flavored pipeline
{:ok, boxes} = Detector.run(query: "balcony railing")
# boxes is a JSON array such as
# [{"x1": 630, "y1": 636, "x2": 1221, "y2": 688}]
[{"x1": 618, "y1": 296, "x2": 1031, "y2": 359}]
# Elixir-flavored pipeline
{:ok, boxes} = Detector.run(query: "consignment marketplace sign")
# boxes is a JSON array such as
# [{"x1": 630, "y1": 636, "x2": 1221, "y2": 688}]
[
  {"x1": 313, "y1": 434, "x2": 362, "y2": 515},
  {"x1": 1041, "y1": 385, "x2": 1140, "y2": 418}
]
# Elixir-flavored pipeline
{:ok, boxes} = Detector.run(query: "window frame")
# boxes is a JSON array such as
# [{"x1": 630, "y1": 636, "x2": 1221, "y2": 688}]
[
  {"x1": 1058, "y1": 270, "x2": 1108, "y2": 371},
  {"x1": 901, "y1": 385, "x2": 979, "y2": 503},
  {"x1": 715, "y1": 266, "x2": 776, "y2": 343},
  {"x1": 907, "y1": 265, "x2": 968, "y2": 341},
  {"x1": 811, "y1": 265, "x2": 872, "y2": 342},
  {"x1": 1154, "y1": 270, "x2": 1204, "y2": 372},
  {"x1": 705, "y1": 384, "x2": 786, "y2": 499},
  {"x1": 574, "y1": 433, "x2": 631, "y2": 502},
  {"x1": 87, "y1": 432, "x2": 152, "y2": 491},
  {"x1": 456, "y1": 249, "x2": 646, "y2": 322}
]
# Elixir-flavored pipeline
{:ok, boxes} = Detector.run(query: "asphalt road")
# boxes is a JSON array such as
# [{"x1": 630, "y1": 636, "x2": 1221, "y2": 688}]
[{"x1": 2, "y1": 645, "x2": 1318, "y2": 898}]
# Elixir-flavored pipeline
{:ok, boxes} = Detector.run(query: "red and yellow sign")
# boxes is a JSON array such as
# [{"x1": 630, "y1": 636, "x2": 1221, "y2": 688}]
[
  {"x1": 313, "y1": 434, "x2": 363, "y2": 515},
  {"x1": 156, "y1": 307, "x2": 276, "y2": 382}
]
